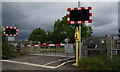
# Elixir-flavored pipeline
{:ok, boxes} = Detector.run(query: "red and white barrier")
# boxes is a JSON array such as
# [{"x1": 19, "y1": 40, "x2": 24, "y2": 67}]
[
  {"x1": 22, "y1": 43, "x2": 76, "y2": 47},
  {"x1": 23, "y1": 44, "x2": 65, "y2": 47}
]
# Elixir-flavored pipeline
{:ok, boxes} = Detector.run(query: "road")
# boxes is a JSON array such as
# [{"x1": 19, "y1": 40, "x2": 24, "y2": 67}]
[{"x1": 1, "y1": 54, "x2": 81, "y2": 71}]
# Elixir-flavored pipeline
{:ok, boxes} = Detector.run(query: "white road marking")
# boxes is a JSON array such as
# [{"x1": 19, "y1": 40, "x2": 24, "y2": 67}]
[
  {"x1": 55, "y1": 60, "x2": 75, "y2": 68},
  {"x1": 30, "y1": 54, "x2": 75, "y2": 58},
  {"x1": 43, "y1": 58, "x2": 66, "y2": 65},
  {"x1": 55, "y1": 62, "x2": 66, "y2": 68},
  {"x1": 1, "y1": 60, "x2": 55, "y2": 69},
  {"x1": 43, "y1": 57, "x2": 74, "y2": 66},
  {"x1": 1, "y1": 59, "x2": 75, "y2": 69}
]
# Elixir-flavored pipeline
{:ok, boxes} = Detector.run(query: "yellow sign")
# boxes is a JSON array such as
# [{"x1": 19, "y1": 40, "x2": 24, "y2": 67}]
[{"x1": 74, "y1": 27, "x2": 80, "y2": 41}]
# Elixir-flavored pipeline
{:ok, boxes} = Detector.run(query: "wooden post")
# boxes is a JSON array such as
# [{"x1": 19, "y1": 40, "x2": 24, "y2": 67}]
[
  {"x1": 112, "y1": 37, "x2": 115, "y2": 49},
  {"x1": 20, "y1": 42, "x2": 23, "y2": 53},
  {"x1": 106, "y1": 35, "x2": 111, "y2": 57},
  {"x1": 99, "y1": 38, "x2": 103, "y2": 56}
]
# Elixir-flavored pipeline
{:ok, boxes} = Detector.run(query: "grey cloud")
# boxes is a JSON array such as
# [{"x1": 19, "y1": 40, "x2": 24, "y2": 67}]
[
  {"x1": 2, "y1": 2, "x2": 77, "y2": 40},
  {"x1": 2, "y1": 2, "x2": 118, "y2": 41},
  {"x1": 118, "y1": 1, "x2": 120, "y2": 29},
  {"x1": 83, "y1": 2, "x2": 118, "y2": 36}
]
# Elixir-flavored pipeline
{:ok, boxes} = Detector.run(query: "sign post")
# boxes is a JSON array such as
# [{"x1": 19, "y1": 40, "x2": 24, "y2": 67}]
[
  {"x1": 65, "y1": 38, "x2": 69, "y2": 64},
  {"x1": 65, "y1": 44, "x2": 73, "y2": 64},
  {"x1": 67, "y1": 1, "x2": 92, "y2": 65},
  {"x1": 78, "y1": 1, "x2": 81, "y2": 61}
]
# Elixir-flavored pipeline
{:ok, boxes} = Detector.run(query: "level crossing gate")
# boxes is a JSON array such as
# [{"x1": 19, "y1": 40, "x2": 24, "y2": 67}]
[{"x1": 20, "y1": 42, "x2": 75, "y2": 58}]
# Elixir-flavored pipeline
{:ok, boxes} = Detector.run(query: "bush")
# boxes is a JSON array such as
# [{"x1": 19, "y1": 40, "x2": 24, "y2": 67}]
[
  {"x1": 78, "y1": 55, "x2": 120, "y2": 70},
  {"x1": 2, "y1": 42, "x2": 20, "y2": 59},
  {"x1": 2, "y1": 34, "x2": 20, "y2": 59}
]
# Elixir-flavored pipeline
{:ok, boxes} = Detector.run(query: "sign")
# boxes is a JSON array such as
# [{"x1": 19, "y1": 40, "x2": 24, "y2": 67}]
[
  {"x1": 112, "y1": 50, "x2": 117, "y2": 55},
  {"x1": 67, "y1": 7, "x2": 92, "y2": 24},
  {"x1": 3, "y1": 26, "x2": 18, "y2": 36},
  {"x1": 74, "y1": 27, "x2": 80, "y2": 41},
  {"x1": 64, "y1": 38, "x2": 70, "y2": 42},
  {"x1": 65, "y1": 44, "x2": 73, "y2": 53},
  {"x1": 8, "y1": 37, "x2": 15, "y2": 41}
]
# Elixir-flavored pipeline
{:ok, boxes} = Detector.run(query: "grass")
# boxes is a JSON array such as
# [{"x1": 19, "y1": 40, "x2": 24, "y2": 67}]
[
  {"x1": 78, "y1": 55, "x2": 120, "y2": 70},
  {"x1": 20, "y1": 47, "x2": 65, "y2": 54}
]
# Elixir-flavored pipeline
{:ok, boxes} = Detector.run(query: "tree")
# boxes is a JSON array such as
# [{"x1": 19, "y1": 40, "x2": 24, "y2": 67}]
[
  {"x1": 46, "y1": 31, "x2": 54, "y2": 43},
  {"x1": 81, "y1": 24, "x2": 93, "y2": 37},
  {"x1": 50, "y1": 16, "x2": 93, "y2": 43},
  {"x1": 28, "y1": 28, "x2": 47, "y2": 43},
  {"x1": 28, "y1": 16, "x2": 93, "y2": 44}
]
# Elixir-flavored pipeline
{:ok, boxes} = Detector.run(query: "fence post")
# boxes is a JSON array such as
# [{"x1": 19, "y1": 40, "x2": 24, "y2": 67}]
[
  {"x1": 34, "y1": 47, "x2": 35, "y2": 54},
  {"x1": 112, "y1": 37, "x2": 115, "y2": 49},
  {"x1": 30, "y1": 41, "x2": 32, "y2": 54},
  {"x1": 20, "y1": 42, "x2": 23, "y2": 54},
  {"x1": 38, "y1": 41, "x2": 41, "y2": 53},
  {"x1": 106, "y1": 35, "x2": 111, "y2": 57},
  {"x1": 43, "y1": 45, "x2": 44, "y2": 55},
  {"x1": 46, "y1": 46, "x2": 47, "y2": 54},
  {"x1": 99, "y1": 38, "x2": 103, "y2": 56},
  {"x1": 55, "y1": 46, "x2": 56, "y2": 55}
]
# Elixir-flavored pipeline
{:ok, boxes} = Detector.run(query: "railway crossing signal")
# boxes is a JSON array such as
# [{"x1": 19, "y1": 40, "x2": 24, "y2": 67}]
[
  {"x1": 67, "y1": 4, "x2": 92, "y2": 65},
  {"x1": 3, "y1": 26, "x2": 18, "y2": 36},
  {"x1": 67, "y1": 7, "x2": 92, "y2": 24}
]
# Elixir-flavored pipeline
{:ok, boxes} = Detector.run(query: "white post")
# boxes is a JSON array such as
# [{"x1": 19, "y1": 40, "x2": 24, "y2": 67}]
[{"x1": 66, "y1": 39, "x2": 68, "y2": 64}]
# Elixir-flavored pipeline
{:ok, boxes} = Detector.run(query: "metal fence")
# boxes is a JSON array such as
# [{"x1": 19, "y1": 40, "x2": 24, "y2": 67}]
[
  {"x1": 81, "y1": 35, "x2": 120, "y2": 57},
  {"x1": 18, "y1": 35, "x2": 120, "y2": 58},
  {"x1": 19, "y1": 43, "x2": 75, "y2": 58}
]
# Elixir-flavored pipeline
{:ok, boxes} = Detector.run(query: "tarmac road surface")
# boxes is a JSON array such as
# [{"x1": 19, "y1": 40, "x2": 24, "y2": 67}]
[{"x1": 2, "y1": 55, "x2": 81, "y2": 70}]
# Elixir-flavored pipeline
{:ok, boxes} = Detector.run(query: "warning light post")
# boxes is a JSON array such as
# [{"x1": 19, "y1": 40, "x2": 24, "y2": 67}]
[{"x1": 67, "y1": 1, "x2": 92, "y2": 65}]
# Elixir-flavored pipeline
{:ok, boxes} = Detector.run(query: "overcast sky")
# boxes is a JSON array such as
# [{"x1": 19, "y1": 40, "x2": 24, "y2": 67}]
[{"x1": 2, "y1": 2, "x2": 119, "y2": 41}]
